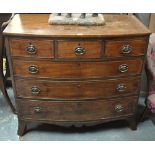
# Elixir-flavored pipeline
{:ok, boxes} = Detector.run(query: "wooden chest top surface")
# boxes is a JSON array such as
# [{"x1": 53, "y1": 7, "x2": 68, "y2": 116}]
[{"x1": 3, "y1": 14, "x2": 150, "y2": 37}]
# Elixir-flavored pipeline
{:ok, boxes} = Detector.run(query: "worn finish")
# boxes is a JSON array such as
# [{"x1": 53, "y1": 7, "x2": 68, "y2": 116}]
[
  {"x1": 3, "y1": 14, "x2": 150, "y2": 136},
  {"x1": 105, "y1": 37, "x2": 148, "y2": 58},
  {"x1": 15, "y1": 77, "x2": 140, "y2": 100},
  {"x1": 3, "y1": 14, "x2": 150, "y2": 37},
  {"x1": 9, "y1": 38, "x2": 54, "y2": 58},
  {"x1": 13, "y1": 58, "x2": 143, "y2": 79},
  {"x1": 17, "y1": 96, "x2": 137, "y2": 121},
  {"x1": 57, "y1": 40, "x2": 102, "y2": 59}
]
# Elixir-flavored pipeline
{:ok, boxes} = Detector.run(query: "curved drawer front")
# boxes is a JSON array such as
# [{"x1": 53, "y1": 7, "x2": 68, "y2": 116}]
[
  {"x1": 13, "y1": 58, "x2": 143, "y2": 79},
  {"x1": 105, "y1": 38, "x2": 147, "y2": 58},
  {"x1": 57, "y1": 40, "x2": 102, "y2": 59},
  {"x1": 9, "y1": 39, "x2": 54, "y2": 58},
  {"x1": 15, "y1": 77, "x2": 140, "y2": 100},
  {"x1": 17, "y1": 96, "x2": 138, "y2": 121}
]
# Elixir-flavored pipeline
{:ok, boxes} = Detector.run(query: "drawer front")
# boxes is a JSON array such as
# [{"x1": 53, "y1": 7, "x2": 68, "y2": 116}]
[
  {"x1": 15, "y1": 77, "x2": 140, "y2": 100},
  {"x1": 9, "y1": 39, "x2": 54, "y2": 58},
  {"x1": 105, "y1": 38, "x2": 147, "y2": 57},
  {"x1": 17, "y1": 96, "x2": 138, "y2": 121},
  {"x1": 57, "y1": 40, "x2": 102, "y2": 59},
  {"x1": 13, "y1": 58, "x2": 143, "y2": 79}
]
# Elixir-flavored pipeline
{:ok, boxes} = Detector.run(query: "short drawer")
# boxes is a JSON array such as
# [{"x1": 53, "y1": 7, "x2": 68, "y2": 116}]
[
  {"x1": 13, "y1": 58, "x2": 143, "y2": 79},
  {"x1": 105, "y1": 38, "x2": 148, "y2": 57},
  {"x1": 15, "y1": 77, "x2": 140, "y2": 100},
  {"x1": 57, "y1": 40, "x2": 102, "y2": 59},
  {"x1": 17, "y1": 96, "x2": 138, "y2": 121},
  {"x1": 9, "y1": 38, "x2": 54, "y2": 58}
]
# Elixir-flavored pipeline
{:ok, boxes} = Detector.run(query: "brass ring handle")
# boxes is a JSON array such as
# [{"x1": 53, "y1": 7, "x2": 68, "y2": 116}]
[
  {"x1": 26, "y1": 44, "x2": 37, "y2": 54},
  {"x1": 31, "y1": 86, "x2": 40, "y2": 94},
  {"x1": 121, "y1": 44, "x2": 132, "y2": 54},
  {"x1": 115, "y1": 104, "x2": 124, "y2": 112},
  {"x1": 75, "y1": 47, "x2": 86, "y2": 55},
  {"x1": 33, "y1": 106, "x2": 41, "y2": 113},
  {"x1": 116, "y1": 84, "x2": 126, "y2": 92},
  {"x1": 119, "y1": 64, "x2": 128, "y2": 73},
  {"x1": 29, "y1": 65, "x2": 39, "y2": 74}
]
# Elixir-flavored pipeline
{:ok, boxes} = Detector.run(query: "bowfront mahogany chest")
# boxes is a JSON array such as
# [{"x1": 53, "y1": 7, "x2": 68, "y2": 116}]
[{"x1": 3, "y1": 14, "x2": 150, "y2": 136}]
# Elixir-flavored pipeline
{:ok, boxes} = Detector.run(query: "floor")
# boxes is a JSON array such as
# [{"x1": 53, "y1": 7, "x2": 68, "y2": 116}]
[{"x1": 0, "y1": 88, "x2": 155, "y2": 141}]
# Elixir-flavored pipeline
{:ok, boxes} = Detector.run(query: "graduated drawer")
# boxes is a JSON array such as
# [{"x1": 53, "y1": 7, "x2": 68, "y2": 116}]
[
  {"x1": 13, "y1": 58, "x2": 143, "y2": 79},
  {"x1": 57, "y1": 40, "x2": 102, "y2": 59},
  {"x1": 105, "y1": 38, "x2": 148, "y2": 58},
  {"x1": 9, "y1": 38, "x2": 54, "y2": 58},
  {"x1": 17, "y1": 96, "x2": 137, "y2": 121},
  {"x1": 15, "y1": 77, "x2": 140, "y2": 100}
]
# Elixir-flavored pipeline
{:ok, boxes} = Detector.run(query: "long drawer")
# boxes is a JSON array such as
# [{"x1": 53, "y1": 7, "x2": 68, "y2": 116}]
[
  {"x1": 13, "y1": 58, "x2": 143, "y2": 79},
  {"x1": 15, "y1": 77, "x2": 140, "y2": 100},
  {"x1": 17, "y1": 96, "x2": 138, "y2": 121}
]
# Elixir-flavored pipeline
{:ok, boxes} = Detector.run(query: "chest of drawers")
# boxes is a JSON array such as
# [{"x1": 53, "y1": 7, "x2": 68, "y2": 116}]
[{"x1": 3, "y1": 14, "x2": 150, "y2": 136}]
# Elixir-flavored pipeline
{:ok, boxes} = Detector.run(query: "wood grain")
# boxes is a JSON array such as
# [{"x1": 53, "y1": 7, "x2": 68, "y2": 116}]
[
  {"x1": 9, "y1": 38, "x2": 54, "y2": 58},
  {"x1": 105, "y1": 37, "x2": 148, "y2": 57},
  {"x1": 13, "y1": 58, "x2": 143, "y2": 79},
  {"x1": 57, "y1": 40, "x2": 102, "y2": 59},
  {"x1": 15, "y1": 77, "x2": 140, "y2": 100},
  {"x1": 3, "y1": 14, "x2": 150, "y2": 37},
  {"x1": 17, "y1": 96, "x2": 138, "y2": 121}
]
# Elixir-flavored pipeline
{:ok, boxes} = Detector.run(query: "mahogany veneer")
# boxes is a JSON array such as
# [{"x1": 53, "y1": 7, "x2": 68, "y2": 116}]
[
  {"x1": 13, "y1": 58, "x2": 143, "y2": 78},
  {"x1": 3, "y1": 14, "x2": 150, "y2": 136},
  {"x1": 10, "y1": 39, "x2": 54, "y2": 58}
]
